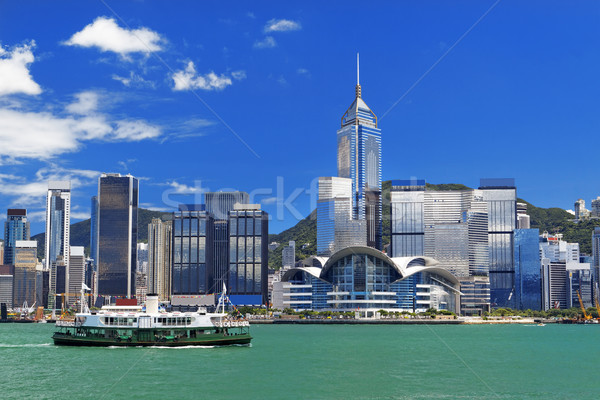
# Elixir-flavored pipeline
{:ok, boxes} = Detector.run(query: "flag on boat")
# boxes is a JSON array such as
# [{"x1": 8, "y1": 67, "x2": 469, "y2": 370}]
[
  {"x1": 82, "y1": 283, "x2": 92, "y2": 291},
  {"x1": 222, "y1": 282, "x2": 227, "y2": 296}
]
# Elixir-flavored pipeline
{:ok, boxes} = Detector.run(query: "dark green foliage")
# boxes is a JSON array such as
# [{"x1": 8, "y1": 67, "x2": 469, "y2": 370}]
[
  {"x1": 31, "y1": 208, "x2": 171, "y2": 260},
  {"x1": 268, "y1": 209, "x2": 317, "y2": 269},
  {"x1": 518, "y1": 198, "x2": 600, "y2": 254}
]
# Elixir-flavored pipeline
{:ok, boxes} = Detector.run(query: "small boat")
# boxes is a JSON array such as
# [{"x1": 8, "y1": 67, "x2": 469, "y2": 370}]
[
  {"x1": 52, "y1": 292, "x2": 251, "y2": 347},
  {"x1": 537, "y1": 323, "x2": 545, "y2": 326}
]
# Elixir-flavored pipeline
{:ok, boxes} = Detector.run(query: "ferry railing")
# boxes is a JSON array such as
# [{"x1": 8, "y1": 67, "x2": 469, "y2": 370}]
[
  {"x1": 213, "y1": 319, "x2": 250, "y2": 328},
  {"x1": 56, "y1": 320, "x2": 76, "y2": 327}
]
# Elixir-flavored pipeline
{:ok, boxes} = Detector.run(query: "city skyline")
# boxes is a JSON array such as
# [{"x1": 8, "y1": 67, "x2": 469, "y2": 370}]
[{"x1": 2, "y1": 2, "x2": 600, "y2": 236}]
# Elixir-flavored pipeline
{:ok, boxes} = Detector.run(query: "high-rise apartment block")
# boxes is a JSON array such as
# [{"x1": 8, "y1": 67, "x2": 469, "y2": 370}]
[
  {"x1": 67, "y1": 246, "x2": 85, "y2": 307},
  {"x1": 4, "y1": 209, "x2": 30, "y2": 266},
  {"x1": 540, "y1": 233, "x2": 591, "y2": 309},
  {"x1": 574, "y1": 199, "x2": 590, "y2": 221},
  {"x1": 282, "y1": 241, "x2": 296, "y2": 269},
  {"x1": 148, "y1": 218, "x2": 172, "y2": 302},
  {"x1": 591, "y1": 197, "x2": 600, "y2": 218},
  {"x1": 96, "y1": 174, "x2": 138, "y2": 298}
]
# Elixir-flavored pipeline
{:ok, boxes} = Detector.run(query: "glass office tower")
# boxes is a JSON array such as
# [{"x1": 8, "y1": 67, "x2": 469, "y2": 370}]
[
  {"x1": 205, "y1": 192, "x2": 249, "y2": 221},
  {"x1": 97, "y1": 174, "x2": 138, "y2": 298},
  {"x1": 4, "y1": 209, "x2": 30, "y2": 265},
  {"x1": 337, "y1": 57, "x2": 382, "y2": 250},
  {"x1": 317, "y1": 177, "x2": 366, "y2": 256},
  {"x1": 480, "y1": 178, "x2": 517, "y2": 308},
  {"x1": 45, "y1": 181, "x2": 71, "y2": 308},
  {"x1": 90, "y1": 196, "x2": 99, "y2": 266},
  {"x1": 13, "y1": 241, "x2": 37, "y2": 307},
  {"x1": 228, "y1": 205, "x2": 268, "y2": 305},
  {"x1": 514, "y1": 228, "x2": 542, "y2": 310},
  {"x1": 172, "y1": 205, "x2": 211, "y2": 296}
]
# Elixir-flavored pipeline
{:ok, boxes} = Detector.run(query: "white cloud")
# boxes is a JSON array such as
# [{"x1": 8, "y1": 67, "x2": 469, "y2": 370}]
[
  {"x1": 0, "y1": 166, "x2": 102, "y2": 207},
  {"x1": 253, "y1": 36, "x2": 276, "y2": 49},
  {"x1": 112, "y1": 71, "x2": 155, "y2": 88},
  {"x1": 264, "y1": 19, "x2": 301, "y2": 32},
  {"x1": 0, "y1": 91, "x2": 162, "y2": 162},
  {"x1": 261, "y1": 196, "x2": 278, "y2": 205},
  {"x1": 0, "y1": 41, "x2": 42, "y2": 96},
  {"x1": 64, "y1": 16, "x2": 164, "y2": 58},
  {"x1": 0, "y1": 108, "x2": 82, "y2": 159},
  {"x1": 231, "y1": 70, "x2": 246, "y2": 80},
  {"x1": 167, "y1": 181, "x2": 204, "y2": 194},
  {"x1": 71, "y1": 210, "x2": 91, "y2": 220},
  {"x1": 66, "y1": 91, "x2": 99, "y2": 115},
  {"x1": 114, "y1": 120, "x2": 161, "y2": 141},
  {"x1": 297, "y1": 68, "x2": 310, "y2": 76},
  {"x1": 172, "y1": 61, "x2": 243, "y2": 91}
]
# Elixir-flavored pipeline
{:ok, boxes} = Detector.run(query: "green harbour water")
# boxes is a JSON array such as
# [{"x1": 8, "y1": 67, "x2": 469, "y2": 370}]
[{"x1": 0, "y1": 322, "x2": 599, "y2": 399}]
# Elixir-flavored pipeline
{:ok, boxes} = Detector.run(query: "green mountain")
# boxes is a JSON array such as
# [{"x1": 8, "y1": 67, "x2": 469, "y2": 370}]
[
  {"x1": 268, "y1": 209, "x2": 317, "y2": 269},
  {"x1": 518, "y1": 198, "x2": 600, "y2": 254},
  {"x1": 31, "y1": 208, "x2": 172, "y2": 260}
]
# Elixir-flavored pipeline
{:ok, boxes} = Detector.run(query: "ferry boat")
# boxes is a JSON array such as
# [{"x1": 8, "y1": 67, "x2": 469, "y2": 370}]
[{"x1": 52, "y1": 293, "x2": 251, "y2": 347}]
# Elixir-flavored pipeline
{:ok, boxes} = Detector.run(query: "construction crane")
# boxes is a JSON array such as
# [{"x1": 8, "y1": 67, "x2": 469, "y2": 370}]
[{"x1": 577, "y1": 290, "x2": 592, "y2": 321}]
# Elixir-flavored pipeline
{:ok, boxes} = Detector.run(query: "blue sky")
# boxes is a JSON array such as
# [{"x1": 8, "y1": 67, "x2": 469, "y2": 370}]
[{"x1": 1, "y1": 1, "x2": 599, "y2": 236}]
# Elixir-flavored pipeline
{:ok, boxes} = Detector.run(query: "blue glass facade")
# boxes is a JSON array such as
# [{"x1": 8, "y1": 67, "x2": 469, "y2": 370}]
[
  {"x1": 3, "y1": 209, "x2": 30, "y2": 265},
  {"x1": 480, "y1": 179, "x2": 517, "y2": 308},
  {"x1": 90, "y1": 196, "x2": 98, "y2": 265},
  {"x1": 172, "y1": 207, "x2": 210, "y2": 295},
  {"x1": 337, "y1": 80, "x2": 382, "y2": 250},
  {"x1": 97, "y1": 174, "x2": 138, "y2": 297},
  {"x1": 228, "y1": 209, "x2": 268, "y2": 305},
  {"x1": 514, "y1": 229, "x2": 541, "y2": 310}
]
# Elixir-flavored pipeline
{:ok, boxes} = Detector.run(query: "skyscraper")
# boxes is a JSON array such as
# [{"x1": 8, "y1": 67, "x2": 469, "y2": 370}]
[
  {"x1": 317, "y1": 177, "x2": 366, "y2": 256},
  {"x1": 514, "y1": 228, "x2": 541, "y2": 310},
  {"x1": 205, "y1": 192, "x2": 249, "y2": 221},
  {"x1": 592, "y1": 227, "x2": 600, "y2": 294},
  {"x1": 282, "y1": 241, "x2": 296, "y2": 269},
  {"x1": 479, "y1": 178, "x2": 517, "y2": 308},
  {"x1": 148, "y1": 218, "x2": 172, "y2": 302},
  {"x1": 337, "y1": 54, "x2": 382, "y2": 250},
  {"x1": 67, "y1": 246, "x2": 85, "y2": 307},
  {"x1": 13, "y1": 240, "x2": 37, "y2": 308},
  {"x1": 97, "y1": 173, "x2": 138, "y2": 298},
  {"x1": 389, "y1": 181, "x2": 491, "y2": 314},
  {"x1": 4, "y1": 209, "x2": 30, "y2": 265},
  {"x1": 228, "y1": 203, "x2": 268, "y2": 305},
  {"x1": 45, "y1": 181, "x2": 71, "y2": 308},
  {"x1": 90, "y1": 195, "x2": 99, "y2": 266},
  {"x1": 171, "y1": 205, "x2": 210, "y2": 297}
]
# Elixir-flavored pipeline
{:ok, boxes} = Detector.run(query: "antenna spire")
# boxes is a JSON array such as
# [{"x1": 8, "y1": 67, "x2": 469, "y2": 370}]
[
  {"x1": 357, "y1": 52, "x2": 360, "y2": 85},
  {"x1": 355, "y1": 52, "x2": 361, "y2": 98}
]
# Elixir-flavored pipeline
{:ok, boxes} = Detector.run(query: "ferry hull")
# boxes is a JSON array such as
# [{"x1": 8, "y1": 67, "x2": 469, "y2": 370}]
[{"x1": 52, "y1": 333, "x2": 252, "y2": 347}]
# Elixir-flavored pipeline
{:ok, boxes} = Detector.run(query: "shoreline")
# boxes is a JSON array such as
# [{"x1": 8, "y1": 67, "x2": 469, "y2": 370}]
[{"x1": 249, "y1": 318, "x2": 553, "y2": 325}]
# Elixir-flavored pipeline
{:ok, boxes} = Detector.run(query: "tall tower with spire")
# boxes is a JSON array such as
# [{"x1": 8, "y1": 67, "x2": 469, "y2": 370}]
[{"x1": 337, "y1": 53, "x2": 382, "y2": 250}]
